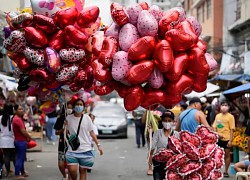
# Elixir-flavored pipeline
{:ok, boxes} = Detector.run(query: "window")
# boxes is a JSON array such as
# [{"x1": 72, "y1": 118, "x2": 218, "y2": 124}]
[
  {"x1": 207, "y1": 0, "x2": 211, "y2": 19},
  {"x1": 236, "y1": 0, "x2": 241, "y2": 20}
]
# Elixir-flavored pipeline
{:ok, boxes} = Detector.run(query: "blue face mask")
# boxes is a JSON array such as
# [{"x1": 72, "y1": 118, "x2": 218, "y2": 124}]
[{"x1": 74, "y1": 105, "x2": 84, "y2": 113}]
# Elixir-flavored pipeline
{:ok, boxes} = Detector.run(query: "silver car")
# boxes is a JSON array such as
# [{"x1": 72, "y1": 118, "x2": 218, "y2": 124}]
[{"x1": 92, "y1": 102, "x2": 128, "y2": 138}]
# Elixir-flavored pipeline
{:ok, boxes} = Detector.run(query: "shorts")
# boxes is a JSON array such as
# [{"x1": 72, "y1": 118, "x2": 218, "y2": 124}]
[
  {"x1": 66, "y1": 150, "x2": 95, "y2": 169},
  {"x1": 217, "y1": 140, "x2": 229, "y2": 149},
  {"x1": 244, "y1": 160, "x2": 250, "y2": 168},
  {"x1": 58, "y1": 151, "x2": 65, "y2": 162}
]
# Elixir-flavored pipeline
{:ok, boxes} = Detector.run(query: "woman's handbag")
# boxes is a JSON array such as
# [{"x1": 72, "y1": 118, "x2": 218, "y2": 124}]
[{"x1": 67, "y1": 115, "x2": 83, "y2": 151}]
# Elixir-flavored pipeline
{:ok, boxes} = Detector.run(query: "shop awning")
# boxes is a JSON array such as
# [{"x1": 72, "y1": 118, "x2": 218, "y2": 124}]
[
  {"x1": 185, "y1": 82, "x2": 220, "y2": 98},
  {"x1": 223, "y1": 83, "x2": 250, "y2": 99},
  {"x1": 210, "y1": 74, "x2": 250, "y2": 82}
]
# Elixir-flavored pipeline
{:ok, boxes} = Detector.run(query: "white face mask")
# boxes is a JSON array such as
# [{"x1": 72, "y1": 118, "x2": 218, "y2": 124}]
[
  {"x1": 67, "y1": 109, "x2": 73, "y2": 114},
  {"x1": 162, "y1": 122, "x2": 172, "y2": 130}
]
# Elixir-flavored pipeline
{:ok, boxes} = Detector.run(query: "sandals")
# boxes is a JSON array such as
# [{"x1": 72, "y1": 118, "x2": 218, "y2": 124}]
[
  {"x1": 223, "y1": 172, "x2": 229, "y2": 178},
  {"x1": 14, "y1": 176, "x2": 25, "y2": 179}
]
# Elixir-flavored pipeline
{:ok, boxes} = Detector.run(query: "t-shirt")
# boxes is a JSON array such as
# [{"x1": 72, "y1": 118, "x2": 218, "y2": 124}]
[
  {"x1": 54, "y1": 115, "x2": 66, "y2": 152},
  {"x1": 12, "y1": 115, "x2": 27, "y2": 141},
  {"x1": 66, "y1": 114, "x2": 94, "y2": 153},
  {"x1": 0, "y1": 115, "x2": 14, "y2": 148},
  {"x1": 212, "y1": 113, "x2": 235, "y2": 141}
]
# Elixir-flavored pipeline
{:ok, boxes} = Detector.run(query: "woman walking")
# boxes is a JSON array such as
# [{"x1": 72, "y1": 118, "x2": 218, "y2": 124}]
[
  {"x1": 12, "y1": 105, "x2": 31, "y2": 179},
  {"x1": 65, "y1": 99, "x2": 103, "y2": 180}
]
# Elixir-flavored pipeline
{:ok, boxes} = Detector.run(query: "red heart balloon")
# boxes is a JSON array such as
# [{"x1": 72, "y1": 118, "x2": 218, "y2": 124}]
[
  {"x1": 27, "y1": 86, "x2": 39, "y2": 96},
  {"x1": 46, "y1": 77, "x2": 62, "y2": 91},
  {"x1": 91, "y1": 59, "x2": 112, "y2": 82},
  {"x1": 114, "y1": 82, "x2": 128, "y2": 98},
  {"x1": 29, "y1": 68, "x2": 51, "y2": 82},
  {"x1": 82, "y1": 65, "x2": 94, "y2": 89},
  {"x1": 24, "y1": 47, "x2": 45, "y2": 66},
  {"x1": 99, "y1": 36, "x2": 118, "y2": 67},
  {"x1": 34, "y1": 15, "x2": 57, "y2": 34},
  {"x1": 69, "y1": 82, "x2": 82, "y2": 92},
  {"x1": 153, "y1": 40, "x2": 174, "y2": 72},
  {"x1": 128, "y1": 36, "x2": 155, "y2": 61},
  {"x1": 188, "y1": 46, "x2": 209, "y2": 76},
  {"x1": 92, "y1": 33, "x2": 105, "y2": 57},
  {"x1": 196, "y1": 38, "x2": 207, "y2": 53},
  {"x1": 192, "y1": 75, "x2": 208, "y2": 92},
  {"x1": 161, "y1": 93, "x2": 182, "y2": 108},
  {"x1": 17, "y1": 56, "x2": 32, "y2": 71},
  {"x1": 165, "y1": 20, "x2": 198, "y2": 52},
  {"x1": 166, "y1": 170, "x2": 182, "y2": 180},
  {"x1": 77, "y1": 6, "x2": 100, "y2": 28},
  {"x1": 3, "y1": 30, "x2": 26, "y2": 53},
  {"x1": 73, "y1": 69, "x2": 87, "y2": 83},
  {"x1": 24, "y1": 27, "x2": 48, "y2": 48},
  {"x1": 165, "y1": 53, "x2": 189, "y2": 81},
  {"x1": 110, "y1": 2, "x2": 129, "y2": 26},
  {"x1": 94, "y1": 81, "x2": 116, "y2": 95},
  {"x1": 141, "y1": 88, "x2": 167, "y2": 108},
  {"x1": 7, "y1": 13, "x2": 33, "y2": 30},
  {"x1": 124, "y1": 85, "x2": 144, "y2": 111},
  {"x1": 139, "y1": 2, "x2": 149, "y2": 10},
  {"x1": 27, "y1": 140, "x2": 37, "y2": 149},
  {"x1": 44, "y1": 47, "x2": 61, "y2": 73},
  {"x1": 64, "y1": 25, "x2": 88, "y2": 48},
  {"x1": 49, "y1": 30, "x2": 65, "y2": 51},
  {"x1": 53, "y1": 7, "x2": 78, "y2": 29},
  {"x1": 126, "y1": 60, "x2": 154, "y2": 85}
]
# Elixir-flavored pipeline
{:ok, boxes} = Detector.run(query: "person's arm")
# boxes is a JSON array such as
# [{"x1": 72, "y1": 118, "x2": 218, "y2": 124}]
[
  {"x1": 20, "y1": 128, "x2": 31, "y2": 142},
  {"x1": 149, "y1": 131, "x2": 159, "y2": 165},
  {"x1": 228, "y1": 115, "x2": 235, "y2": 147},
  {"x1": 90, "y1": 130, "x2": 103, "y2": 155},
  {"x1": 56, "y1": 129, "x2": 64, "y2": 135},
  {"x1": 197, "y1": 111, "x2": 210, "y2": 128},
  {"x1": 175, "y1": 117, "x2": 181, "y2": 131}
]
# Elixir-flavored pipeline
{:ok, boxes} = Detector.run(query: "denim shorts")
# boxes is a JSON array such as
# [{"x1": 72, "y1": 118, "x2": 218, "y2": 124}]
[
  {"x1": 244, "y1": 160, "x2": 250, "y2": 168},
  {"x1": 65, "y1": 150, "x2": 95, "y2": 169}
]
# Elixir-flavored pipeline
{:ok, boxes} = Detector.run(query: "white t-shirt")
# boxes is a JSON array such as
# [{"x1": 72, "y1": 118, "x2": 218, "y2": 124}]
[
  {"x1": 89, "y1": 124, "x2": 98, "y2": 145},
  {"x1": 0, "y1": 115, "x2": 15, "y2": 148},
  {"x1": 66, "y1": 114, "x2": 94, "y2": 152}
]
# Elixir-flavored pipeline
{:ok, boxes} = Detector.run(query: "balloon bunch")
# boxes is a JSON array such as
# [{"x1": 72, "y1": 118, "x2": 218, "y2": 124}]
[
  {"x1": 3, "y1": 0, "x2": 100, "y2": 113},
  {"x1": 92, "y1": 2, "x2": 217, "y2": 111},
  {"x1": 153, "y1": 126, "x2": 224, "y2": 180}
]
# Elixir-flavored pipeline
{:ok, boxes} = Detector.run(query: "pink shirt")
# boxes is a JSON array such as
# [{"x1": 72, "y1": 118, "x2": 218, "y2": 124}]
[{"x1": 12, "y1": 115, "x2": 27, "y2": 141}]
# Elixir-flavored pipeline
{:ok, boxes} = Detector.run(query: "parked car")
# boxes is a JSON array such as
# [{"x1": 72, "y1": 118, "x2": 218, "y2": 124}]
[{"x1": 91, "y1": 101, "x2": 128, "y2": 138}]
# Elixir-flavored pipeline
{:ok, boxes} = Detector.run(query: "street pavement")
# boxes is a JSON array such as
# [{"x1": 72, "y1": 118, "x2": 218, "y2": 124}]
[{"x1": 9, "y1": 125, "x2": 235, "y2": 180}]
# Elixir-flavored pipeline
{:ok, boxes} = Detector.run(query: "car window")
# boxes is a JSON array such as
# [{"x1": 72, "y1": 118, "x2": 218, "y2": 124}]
[{"x1": 92, "y1": 106, "x2": 125, "y2": 117}]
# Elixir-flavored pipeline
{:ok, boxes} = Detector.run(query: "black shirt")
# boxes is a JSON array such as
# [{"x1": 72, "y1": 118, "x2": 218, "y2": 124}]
[{"x1": 54, "y1": 115, "x2": 65, "y2": 152}]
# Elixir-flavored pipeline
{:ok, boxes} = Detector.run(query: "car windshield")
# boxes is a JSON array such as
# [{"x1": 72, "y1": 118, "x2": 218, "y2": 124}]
[{"x1": 92, "y1": 106, "x2": 124, "y2": 118}]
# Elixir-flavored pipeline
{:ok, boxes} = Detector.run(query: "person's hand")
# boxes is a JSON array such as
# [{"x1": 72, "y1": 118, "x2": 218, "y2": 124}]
[
  {"x1": 227, "y1": 141, "x2": 232, "y2": 148},
  {"x1": 218, "y1": 134, "x2": 224, "y2": 139},
  {"x1": 27, "y1": 137, "x2": 31, "y2": 142},
  {"x1": 148, "y1": 155, "x2": 153, "y2": 166},
  {"x1": 98, "y1": 146, "x2": 103, "y2": 155},
  {"x1": 147, "y1": 124, "x2": 152, "y2": 130}
]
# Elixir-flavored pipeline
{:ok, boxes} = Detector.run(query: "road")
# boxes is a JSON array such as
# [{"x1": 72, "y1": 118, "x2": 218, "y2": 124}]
[{"x1": 19, "y1": 126, "x2": 235, "y2": 180}]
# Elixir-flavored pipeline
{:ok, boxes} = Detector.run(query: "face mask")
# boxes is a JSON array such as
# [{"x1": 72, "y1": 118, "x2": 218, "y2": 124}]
[
  {"x1": 67, "y1": 109, "x2": 73, "y2": 114},
  {"x1": 162, "y1": 122, "x2": 172, "y2": 130},
  {"x1": 220, "y1": 106, "x2": 229, "y2": 113},
  {"x1": 74, "y1": 106, "x2": 84, "y2": 113}
]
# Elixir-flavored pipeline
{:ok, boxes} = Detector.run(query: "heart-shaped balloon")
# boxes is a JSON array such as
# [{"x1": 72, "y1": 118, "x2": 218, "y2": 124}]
[
  {"x1": 153, "y1": 40, "x2": 174, "y2": 73},
  {"x1": 119, "y1": 23, "x2": 139, "y2": 52},
  {"x1": 186, "y1": 16, "x2": 202, "y2": 36},
  {"x1": 205, "y1": 53, "x2": 218, "y2": 71},
  {"x1": 29, "y1": 68, "x2": 51, "y2": 82},
  {"x1": 192, "y1": 75, "x2": 208, "y2": 92},
  {"x1": 27, "y1": 140, "x2": 37, "y2": 149},
  {"x1": 104, "y1": 22, "x2": 120, "y2": 40},
  {"x1": 53, "y1": 7, "x2": 78, "y2": 29},
  {"x1": 196, "y1": 38, "x2": 208, "y2": 53},
  {"x1": 24, "y1": 27, "x2": 48, "y2": 48},
  {"x1": 82, "y1": 66, "x2": 94, "y2": 90},
  {"x1": 30, "y1": 0, "x2": 59, "y2": 17},
  {"x1": 137, "y1": 10, "x2": 158, "y2": 37},
  {"x1": 64, "y1": 25, "x2": 88, "y2": 48},
  {"x1": 178, "y1": 161, "x2": 202, "y2": 176},
  {"x1": 79, "y1": 17, "x2": 101, "y2": 38},
  {"x1": 56, "y1": 64, "x2": 79, "y2": 82},
  {"x1": 139, "y1": 2, "x2": 149, "y2": 10},
  {"x1": 211, "y1": 146, "x2": 224, "y2": 169},
  {"x1": 3, "y1": 26, "x2": 12, "y2": 38},
  {"x1": 44, "y1": 47, "x2": 61, "y2": 73},
  {"x1": 110, "y1": 2, "x2": 129, "y2": 26},
  {"x1": 91, "y1": 31, "x2": 105, "y2": 57},
  {"x1": 91, "y1": 59, "x2": 112, "y2": 83},
  {"x1": 115, "y1": 82, "x2": 128, "y2": 98},
  {"x1": 7, "y1": 12, "x2": 33, "y2": 29},
  {"x1": 3, "y1": 30, "x2": 26, "y2": 53},
  {"x1": 112, "y1": 51, "x2": 133, "y2": 82},
  {"x1": 33, "y1": 14, "x2": 57, "y2": 34},
  {"x1": 168, "y1": 136, "x2": 182, "y2": 154},
  {"x1": 180, "y1": 131, "x2": 201, "y2": 148},
  {"x1": 141, "y1": 89, "x2": 167, "y2": 108},
  {"x1": 99, "y1": 36, "x2": 118, "y2": 67},
  {"x1": 165, "y1": 170, "x2": 182, "y2": 180},
  {"x1": 199, "y1": 144, "x2": 217, "y2": 160},
  {"x1": 73, "y1": 69, "x2": 87, "y2": 83},
  {"x1": 210, "y1": 170, "x2": 223, "y2": 180},
  {"x1": 153, "y1": 149, "x2": 174, "y2": 163},
  {"x1": 24, "y1": 47, "x2": 45, "y2": 66},
  {"x1": 77, "y1": 6, "x2": 100, "y2": 28},
  {"x1": 27, "y1": 86, "x2": 39, "y2": 96},
  {"x1": 165, "y1": 20, "x2": 198, "y2": 52},
  {"x1": 125, "y1": 4, "x2": 142, "y2": 25},
  {"x1": 69, "y1": 82, "x2": 82, "y2": 92},
  {"x1": 124, "y1": 85, "x2": 144, "y2": 111},
  {"x1": 128, "y1": 36, "x2": 155, "y2": 61},
  {"x1": 182, "y1": 141, "x2": 200, "y2": 161},
  {"x1": 165, "y1": 53, "x2": 189, "y2": 81},
  {"x1": 184, "y1": 172, "x2": 202, "y2": 180},
  {"x1": 16, "y1": 56, "x2": 32, "y2": 71},
  {"x1": 49, "y1": 30, "x2": 65, "y2": 51},
  {"x1": 199, "y1": 158, "x2": 216, "y2": 180},
  {"x1": 148, "y1": 67, "x2": 163, "y2": 89},
  {"x1": 39, "y1": 101, "x2": 57, "y2": 114},
  {"x1": 46, "y1": 77, "x2": 62, "y2": 91},
  {"x1": 59, "y1": 48, "x2": 85, "y2": 62},
  {"x1": 126, "y1": 60, "x2": 154, "y2": 85},
  {"x1": 196, "y1": 125, "x2": 219, "y2": 144},
  {"x1": 166, "y1": 154, "x2": 188, "y2": 170},
  {"x1": 149, "y1": 5, "x2": 164, "y2": 22},
  {"x1": 94, "y1": 81, "x2": 116, "y2": 95}
]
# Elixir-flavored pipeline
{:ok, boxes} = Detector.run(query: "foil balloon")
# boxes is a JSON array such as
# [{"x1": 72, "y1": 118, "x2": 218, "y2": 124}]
[
  {"x1": 80, "y1": 17, "x2": 101, "y2": 37},
  {"x1": 148, "y1": 67, "x2": 164, "y2": 89},
  {"x1": 104, "y1": 22, "x2": 120, "y2": 40},
  {"x1": 110, "y1": 2, "x2": 129, "y2": 26},
  {"x1": 124, "y1": 85, "x2": 144, "y2": 111},
  {"x1": 148, "y1": 5, "x2": 163, "y2": 22},
  {"x1": 82, "y1": 65, "x2": 94, "y2": 89},
  {"x1": 119, "y1": 23, "x2": 139, "y2": 52},
  {"x1": 91, "y1": 31, "x2": 105, "y2": 56},
  {"x1": 49, "y1": 30, "x2": 65, "y2": 51},
  {"x1": 112, "y1": 51, "x2": 133, "y2": 82},
  {"x1": 3, "y1": 30, "x2": 26, "y2": 53},
  {"x1": 64, "y1": 25, "x2": 88, "y2": 48},
  {"x1": 27, "y1": 140, "x2": 37, "y2": 149},
  {"x1": 29, "y1": 68, "x2": 51, "y2": 82},
  {"x1": 56, "y1": 64, "x2": 79, "y2": 82},
  {"x1": 77, "y1": 6, "x2": 100, "y2": 28},
  {"x1": 44, "y1": 47, "x2": 61, "y2": 73},
  {"x1": 55, "y1": 0, "x2": 84, "y2": 12},
  {"x1": 186, "y1": 16, "x2": 202, "y2": 37},
  {"x1": 165, "y1": 53, "x2": 189, "y2": 81},
  {"x1": 91, "y1": 59, "x2": 112, "y2": 83},
  {"x1": 165, "y1": 20, "x2": 198, "y2": 52},
  {"x1": 26, "y1": 96, "x2": 37, "y2": 106},
  {"x1": 126, "y1": 60, "x2": 154, "y2": 85},
  {"x1": 53, "y1": 7, "x2": 78, "y2": 29},
  {"x1": 33, "y1": 14, "x2": 57, "y2": 34},
  {"x1": 141, "y1": 89, "x2": 167, "y2": 108},
  {"x1": 16, "y1": 56, "x2": 32, "y2": 71},
  {"x1": 39, "y1": 101, "x2": 57, "y2": 114},
  {"x1": 139, "y1": 2, "x2": 149, "y2": 10},
  {"x1": 24, "y1": 27, "x2": 48, "y2": 48},
  {"x1": 128, "y1": 36, "x2": 155, "y2": 61},
  {"x1": 59, "y1": 48, "x2": 85, "y2": 62},
  {"x1": 3, "y1": 26, "x2": 12, "y2": 38},
  {"x1": 73, "y1": 69, "x2": 87, "y2": 83},
  {"x1": 46, "y1": 77, "x2": 62, "y2": 91},
  {"x1": 125, "y1": 3, "x2": 142, "y2": 26},
  {"x1": 196, "y1": 38, "x2": 207, "y2": 53},
  {"x1": 6, "y1": 12, "x2": 33, "y2": 29},
  {"x1": 192, "y1": 75, "x2": 208, "y2": 92},
  {"x1": 30, "y1": 0, "x2": 59, "y2": 17},
  {"x1": 38, "y1": 87, "x2": 54, "y2": 101},
  {"x1": 27, "y1": 86, "x2": 39, "y2": 96},
  {"x1": 24, "y1": 47, "x2": 45, "y2": 66},
  {"x1": 99, "y1": 36, "x2": 118, "y2": 67},
  {"x1": 205, "y1": 53, "x2": 218, "y2": 71},
  {"x1": 115, "y1": 82, "x2": 128, "y2": 98},
  {"x1": 69, "y1": 82, "x2": 82, "y2": 92},
  {"x1": 94, "y1": 81, "x2": 116, "y2": 95},
  {"x1": 137, "y1": 10, "x2": 158, "y2": 37},
  {"x1": 153, "y1": 40, "x2": 174, "y2": 72}
]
